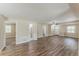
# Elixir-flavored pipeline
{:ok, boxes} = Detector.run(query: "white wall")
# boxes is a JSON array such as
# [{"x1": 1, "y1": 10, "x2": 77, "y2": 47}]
[
  {"x1": 5, "y1": 19, "x2": 51, "y2": 44},
  {"x1": 5, "y1": 19, "x2": 38, "y2": 44},
  {"x1": 16, "y1": 21, "x2": 52, "y2": 44},
  {"x1": 16, "y1": 20, "x2": 37, "y2": 44},
  {"x1": 37, "y1": 23, "x2": 51, "y2": 38},
  {"x1": 37, "y1": 24, "x2": 43, "y2": 38}
]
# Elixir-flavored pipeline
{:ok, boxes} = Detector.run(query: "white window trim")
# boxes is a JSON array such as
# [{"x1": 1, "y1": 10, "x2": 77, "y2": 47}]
[
  {"x1": 67, "y1": 26, "x2": 76, "y2": 33},
  {"x1": 5, "y1": 25, "x2": 11, "y2": 33}
]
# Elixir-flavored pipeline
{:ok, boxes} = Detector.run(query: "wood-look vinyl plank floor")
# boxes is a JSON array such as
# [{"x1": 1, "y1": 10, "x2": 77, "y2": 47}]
[{"x1": 0, "y1": 36, "x2": 78, "y2": 56}]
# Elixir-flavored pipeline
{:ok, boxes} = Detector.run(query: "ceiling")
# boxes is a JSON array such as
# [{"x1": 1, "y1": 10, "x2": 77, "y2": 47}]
[{"x1": 0, "y1": 3, "x2": 73, "y2": 23}]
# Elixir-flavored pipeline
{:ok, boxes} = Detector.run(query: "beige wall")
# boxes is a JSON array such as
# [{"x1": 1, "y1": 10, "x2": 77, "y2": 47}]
[
  {"x1": 59, "y1": 24, "x2": 66, "y2": 36},
  {"x1": 0, "y1": 16, "x2": 5, "y2": 50},
  {"x1": 5, "y1": 19, "x2": 79, "y2": 44},
  {"x1": 5, "y1": 24, "x2": 16, "y2": 38},
  {"x1": 76, "y1": 22, "x2": 79, "y2": 38},
  {"x1": 50, "y1": 20, "x2": 79, "y2": 38},
  {"x1": 47, "y1": 24, "x2": 51, "y2": 36},
  {"x1": 59, "y1": 21, "x2": 79, "y2": 38},
  {"x1": 69, "y1": 4, "x2": 79, "y2": 19}
]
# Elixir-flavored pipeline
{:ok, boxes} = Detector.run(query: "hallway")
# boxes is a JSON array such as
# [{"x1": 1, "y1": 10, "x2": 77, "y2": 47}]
[{"x1": 0, "y1": 36, "x2": 78, "y2": 56}]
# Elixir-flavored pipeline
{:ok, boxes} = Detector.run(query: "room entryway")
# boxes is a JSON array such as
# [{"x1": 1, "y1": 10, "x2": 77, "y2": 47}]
[{"x1": 5, "y1": 23, "x2": 16, "y2": 50}]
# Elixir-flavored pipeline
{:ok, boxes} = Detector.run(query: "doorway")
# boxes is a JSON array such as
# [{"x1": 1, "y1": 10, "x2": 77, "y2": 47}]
[
  {"x1": 42, "y1": 25, "x2": 47, "y2": 37},
  {"x1": 5, "y1": 23, "x2": 16, "y2": 50}
]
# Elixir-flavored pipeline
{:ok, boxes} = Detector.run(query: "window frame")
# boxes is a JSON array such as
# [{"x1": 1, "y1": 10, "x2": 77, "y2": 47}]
[
  {"x1": 51, "y1": 24, "x2": 60, "y2": 34},
  {"x1": 67, "y1": 25, "x2": 76, "y2": 33},
  {"x1": 5, "y1": 25, "x2": 11, "y2": 33}
]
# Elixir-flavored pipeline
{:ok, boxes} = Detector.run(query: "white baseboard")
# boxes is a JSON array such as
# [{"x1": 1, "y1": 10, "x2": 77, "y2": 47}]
[
  {"x1": 6, "y1": 36, "x2": 16, "y2": 39},
  {"x1": 0, "y1": 46, "x2": 6, "y2": 52},
  {"x1": 16, "y1": 39, "x2": 32, "y2": 44}
]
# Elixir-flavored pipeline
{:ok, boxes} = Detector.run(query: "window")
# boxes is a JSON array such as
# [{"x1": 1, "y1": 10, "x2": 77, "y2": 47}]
[
  {"x1": 5, "y1": 25, "x2": 11, "y2": 33},
  {"x1": 67, "y1": 26, "x2": 76, "y2": 33},
  {"x1": 54, "y1": 25, "x2": 60, "y2": 34},
  {"x1": 51, "y1": 24, "x2": 60, "y2": 34},
  {"x1": 29, "y1": 24, "x2": 33, "y2": 28}
]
